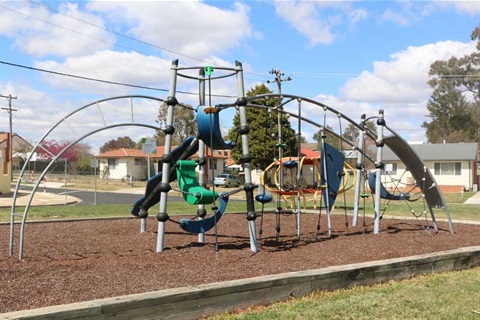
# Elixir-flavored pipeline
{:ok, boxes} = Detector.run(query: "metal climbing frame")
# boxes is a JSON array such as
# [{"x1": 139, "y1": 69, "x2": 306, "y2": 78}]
[
  {"x1": 243, "y1": 94, "x2": 452, "y2": 235},
  {"x1": 155, "y1": 60, "x2": 258, "y2": 253}
]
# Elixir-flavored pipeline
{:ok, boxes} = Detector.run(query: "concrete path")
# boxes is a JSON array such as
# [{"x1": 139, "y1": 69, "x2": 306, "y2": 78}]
[
  {"x1": 464, "y1": 191, "x2": 480, "y2": 204},
  {"x1": 0, "y1": 187, "x2": 79, "y2": 208}
]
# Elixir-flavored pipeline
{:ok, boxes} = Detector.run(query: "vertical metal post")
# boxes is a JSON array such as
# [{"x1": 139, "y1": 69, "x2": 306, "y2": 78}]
[
  {"x1": 352, "y1": 114, "x2": 366, "y2": 226},
  {"x1": 373, "y1": 110, "x2": 385, "y2": 234},
  {"x1": 320, "y1": 125, "x2": 332, "y2": 237},
  {"x1": 197, "y1": 67, "x2": 206, "y2": 244},
  {"x1": 64, "y1": 158, "x2": 67, "y2": 205},
  {"x1": 235, "y1": 61, "x2": 258, "y2": 252},
  {"x1": 93, "y1": 158, "x2": 97, "y2": 205},
  {"x1": 157, "y1": 60, "x2": 179, "y2": 252},
  {"x1": 296, "y1": 99, "x2": 302, "y2": 240}
]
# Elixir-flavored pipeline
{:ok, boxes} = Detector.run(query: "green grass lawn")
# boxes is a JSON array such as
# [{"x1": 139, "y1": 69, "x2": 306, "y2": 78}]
[
  {"x1": 1, "y1": 190, "x2": 478, "y2": 223},
  {"x1": 207, "y1": 266, "x2": 480, "y2": 320}
]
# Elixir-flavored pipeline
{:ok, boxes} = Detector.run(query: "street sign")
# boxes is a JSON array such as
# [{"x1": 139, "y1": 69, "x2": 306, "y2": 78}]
[
  {"x1": 90, "y1": 158, "x2": 98, "y2": 168},
  {"x1": 142, "y1": 138, "x2": 157, "y2": 154}
]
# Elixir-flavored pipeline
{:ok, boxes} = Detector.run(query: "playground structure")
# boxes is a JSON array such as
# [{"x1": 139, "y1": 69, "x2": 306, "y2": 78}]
[
  {"x1": 7, "y1": 60, "x2": 454, "y2": 259},
  {"x1": 261, "y1": 155, "x2": 356, "y2": 210}
]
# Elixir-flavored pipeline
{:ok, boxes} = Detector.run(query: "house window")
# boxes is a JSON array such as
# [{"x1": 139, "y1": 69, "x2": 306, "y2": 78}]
[
  {"x1": 134, "y1": 158, "x2": 143, "y2": 165},
  {"x1": 383, "y1": 163, "x2": 397, "y2": 175},
  {"x1": 108, "y1": 158, "x2": 118, "y2": 169},
  {"x1": 434, "y1": 162, "x2": 461, "y2": 176}
]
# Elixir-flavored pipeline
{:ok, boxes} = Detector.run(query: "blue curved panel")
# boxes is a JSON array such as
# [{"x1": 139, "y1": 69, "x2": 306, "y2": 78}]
[
  {"x1": 197, "y1": 105, "x2": 233, "y2": 150},
  {"x1": 178, "y1": 194, "x2": 229, "y2": 234},
  {"x1": 321, "y1": 143, "x2": 345, "y2": 212},
  {"x1": 368, "y1": 171, "x2": 409, "y2": 201},
  {"x1": 131, "y1": 136, "x2": 198, "y2": 216}
]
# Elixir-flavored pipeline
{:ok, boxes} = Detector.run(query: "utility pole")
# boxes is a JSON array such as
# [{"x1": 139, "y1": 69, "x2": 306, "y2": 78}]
[
  {"x1": 1, "y1": 94, "x2": 18, "y2": 181},
  {"x1": 267, "y1": 70, "x2": 292, "y2": 207},
  {"x1": 267, "y1": 69, "x2": 291, "y2": 94}
]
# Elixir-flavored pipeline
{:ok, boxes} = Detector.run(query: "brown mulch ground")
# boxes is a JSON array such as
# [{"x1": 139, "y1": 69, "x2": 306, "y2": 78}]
[{"x1": 1, "y1": 213, "x2": 480, "y2": 314}]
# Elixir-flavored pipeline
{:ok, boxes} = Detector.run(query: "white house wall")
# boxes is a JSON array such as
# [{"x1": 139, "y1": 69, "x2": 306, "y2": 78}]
[
  {"x1": 99, "y1": 159, "x2": 146, "y2": 180},
  {"x1": 381, "y1": 160, "x2": 473, "y2": 191},
  {"x1": 99, "y1": 158, "x2": 224, "y2": 183}
]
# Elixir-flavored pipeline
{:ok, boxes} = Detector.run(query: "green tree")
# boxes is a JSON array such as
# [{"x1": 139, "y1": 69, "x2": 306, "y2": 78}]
[
  {"x1": 422, "y1": 26, "x2": 480, "y2": 143},
  {"x1": 156, "y1": 103, "x2": 196, "y2": 145},
  {"x1": 99, "y1": 136, "x2": 137, "y2": 153},
  {"x1": 313, "y1": 125, "x2": 342, "y2": 150},
  {"x1": 227, "y1": 84, "x2": 297, "y2": 169}
]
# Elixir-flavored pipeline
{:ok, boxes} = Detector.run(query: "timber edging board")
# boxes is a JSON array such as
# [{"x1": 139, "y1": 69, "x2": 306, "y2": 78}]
[{"x1": 2, "y1": 246, "x2": 480, "y2": 320}]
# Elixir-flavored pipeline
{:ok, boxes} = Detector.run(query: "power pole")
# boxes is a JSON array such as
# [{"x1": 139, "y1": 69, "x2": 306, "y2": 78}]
[
  {"x1": 1, "y1": 94, "x2": 18, "y2": 181},
  {"x1": 267, "y1": 69, "x2": 291, "y2": 94},
  {"x1": 267, "y1": 70, "x2": 292, "y2": 196}
]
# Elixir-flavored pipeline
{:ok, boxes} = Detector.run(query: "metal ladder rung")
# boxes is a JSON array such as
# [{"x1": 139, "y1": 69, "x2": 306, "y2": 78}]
[
  {"x1": 19, "y1": 177, "x2": 34, "y2": 184},
  {"x1": 11, "y1": 213, "x2": 24, "y2": 218}
]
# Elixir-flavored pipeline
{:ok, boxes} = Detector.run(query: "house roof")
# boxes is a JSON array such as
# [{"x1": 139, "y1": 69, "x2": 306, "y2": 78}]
[
  {"x1": 300, "y1": 146, "x2": 319, "y2": 158},
  {"x1": 383, "y1": 142, "x2": 478, "y2": 161},
  {"x1": 96, "y1": 146, "x2": 229, "y2": 160},
  {"x1": 0, "y1": 133, "x2": 33, "y2": 149}
]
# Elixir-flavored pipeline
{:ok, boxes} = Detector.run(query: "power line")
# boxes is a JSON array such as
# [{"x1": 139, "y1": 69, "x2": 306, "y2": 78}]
[
  {"x1": 0, "y1": 60, "x2": 241, "y2": 99},
  {"x1": 12, "y1": 1, "x2": 271, "y2": 83},
  {"x1": 14, "y1": 1, "x2": 204, "y2": 64}
]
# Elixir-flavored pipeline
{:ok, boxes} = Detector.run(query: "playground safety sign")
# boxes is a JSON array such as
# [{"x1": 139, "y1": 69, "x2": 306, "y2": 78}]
[{"x1": 141, "y1": 138, "x2": 157, "y2": 154}]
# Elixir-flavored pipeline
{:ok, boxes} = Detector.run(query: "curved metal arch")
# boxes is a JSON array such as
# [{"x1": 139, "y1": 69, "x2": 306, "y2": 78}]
[
  {"x1": 175, "y1": 64, "x2": 241, "y2": 81},
  {"x1": 244, "y1": 93, "x2": 378, "y2": 141},
  {"x1": 32, "y1": 95, "x2": 165, "y2": 147},
  {"x1": 10, "y1": 95, "x2": 169, "y2": 259},
  {"x1": 245, "y1": 102, "x2": 376, "y2": 164}
]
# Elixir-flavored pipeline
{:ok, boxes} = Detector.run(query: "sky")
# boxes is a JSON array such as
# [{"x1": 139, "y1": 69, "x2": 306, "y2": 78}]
[{"x1": 0, "y1": 0, "x2": 479, "y2": 155}]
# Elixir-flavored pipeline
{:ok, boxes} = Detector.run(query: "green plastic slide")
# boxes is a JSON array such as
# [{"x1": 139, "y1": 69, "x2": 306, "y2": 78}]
[{"x1": 176, "y1": 160, "x2": 218, "y2": 205}]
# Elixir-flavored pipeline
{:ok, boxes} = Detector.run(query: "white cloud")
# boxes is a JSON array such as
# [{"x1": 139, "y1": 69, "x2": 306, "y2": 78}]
[
  {"x1": 452, "y1": 0, "x2": 480, "y2": 15},
  {"x1": 332, "y1": 40, "x2": 476, "y2": 142},
  {"x1": 381, "y1": 1, "x2": 480, "y2": 26},
  {"x1": 34, "y1": 50, "x2": 172, "y2": 94},
  {"x1": 0, "y1": 1, "x2": 114, "y2": 58},
  {"x1": 340, "y1": 40, "x2": 476, "y2": 102},
  {"x1": 87, "y1": 1, "x2": 257, "y2": 59},
  {"x1": 273, "y1": 0, "x2": 367, "y2": 46}
]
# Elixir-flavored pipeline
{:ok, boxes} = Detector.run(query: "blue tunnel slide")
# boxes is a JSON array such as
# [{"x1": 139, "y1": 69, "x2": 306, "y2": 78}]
[{"x1": 131, "y1": 136, "x2": 199, "y2": 217}]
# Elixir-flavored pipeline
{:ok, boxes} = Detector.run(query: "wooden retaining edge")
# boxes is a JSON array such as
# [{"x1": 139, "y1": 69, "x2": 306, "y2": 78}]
[{"x1": 2, "y1": 246, "x2": 480, "y2": 320}]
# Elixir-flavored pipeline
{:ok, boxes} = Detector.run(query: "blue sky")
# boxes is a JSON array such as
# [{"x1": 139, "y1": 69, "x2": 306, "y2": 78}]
[{"x1": 1, "y1": 0, "x2": 479, "y2": 153}]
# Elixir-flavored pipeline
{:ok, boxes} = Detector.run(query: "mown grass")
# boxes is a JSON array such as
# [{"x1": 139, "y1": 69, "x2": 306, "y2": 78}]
[
  {"x1": 0, "y1": 201, "x2": 252, "y2": 222},
  {"x1": 1, "y1": 188, "x2": 478, "y2": 223},
  {"x1": 207, "y1": 266, "x2": 480, "y2": 320}
]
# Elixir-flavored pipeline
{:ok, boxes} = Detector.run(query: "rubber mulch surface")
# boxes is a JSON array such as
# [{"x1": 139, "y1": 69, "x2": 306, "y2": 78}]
[{"x1": 1, "y1": 213, "x2": 480, "y2": 313}]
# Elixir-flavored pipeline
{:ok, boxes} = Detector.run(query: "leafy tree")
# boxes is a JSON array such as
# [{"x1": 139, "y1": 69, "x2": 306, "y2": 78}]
[
  {"x1": 71, "y1": 142, "x2": 94, "y2": 173},
  {"x1": 313, "y1": 121, "x2": 376, "y2": 151},
  {"x1": 99, "y1": 136, "x2": 137, "y2": 153},
  {"x1": 38, "y1": 140, "x2": 93, "y2": 174},
  {"x1": 227, "y1": 84, "x2": 297, "y2": 169},
  {"x1": 156, "y1": 103, "x2": 196, "y2": 145},
  {"x1": 39, "y1": 139, "x2": 79, "y2": 162},
  {"x1": 313, "y1": 125, "x2": 342, "y2": 150},
  {"x1": 422, "y1": 26, "x2": 480, "y2": 143}
]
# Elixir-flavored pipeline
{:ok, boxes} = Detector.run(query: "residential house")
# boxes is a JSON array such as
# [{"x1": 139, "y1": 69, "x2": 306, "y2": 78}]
[
  {"x1": 0, "y1": 132, "x2": 33, "y2": 171},
  {"x1": 382, "y1": 142, "x2": 479, "y2": 192},
  {"x1": 96, "y1": 145, "x2": 230, "y2": 183}
]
